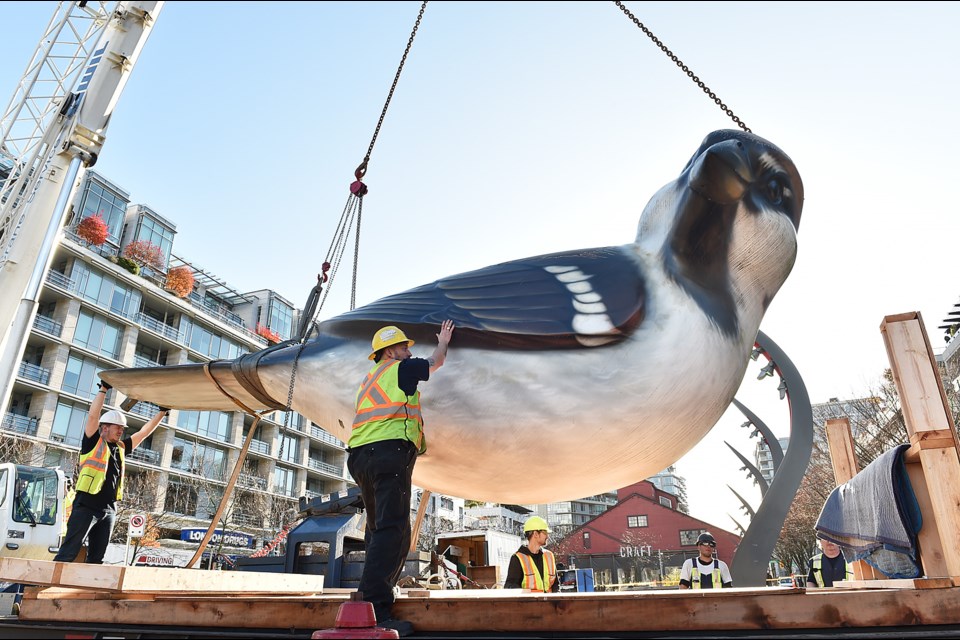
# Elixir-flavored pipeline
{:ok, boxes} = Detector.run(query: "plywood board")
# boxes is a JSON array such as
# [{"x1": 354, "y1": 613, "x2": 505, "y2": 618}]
[{"x1": 0, "y1": 558, "x2": 323, "y2": 593}]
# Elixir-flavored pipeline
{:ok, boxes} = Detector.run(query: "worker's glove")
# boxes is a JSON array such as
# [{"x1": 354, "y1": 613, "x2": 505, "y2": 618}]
[
  {"x1": 158, "y1": 406, "x2": 171, "y2": 415},
  {"x1": 98, "y1": 380, "x2": 113, "y2": 392}
]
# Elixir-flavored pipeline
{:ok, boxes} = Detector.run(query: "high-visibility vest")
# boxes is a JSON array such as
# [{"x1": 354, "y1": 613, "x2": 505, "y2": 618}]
[
  {"x1": 690, "y1": 560, "x2": 723, "y2": 589},
  {"x1": 350, "y1": 360, "x2": 424, "y2": 452},
  {"x1": 75, "y1": 436, "x2": 124, "y2": 500},
  {"x1": 515, "y1": 548, "x2": 557, "y2": 592},
  {"x1": 811, "y1": 553, "x2": 853, "y2": 587}
]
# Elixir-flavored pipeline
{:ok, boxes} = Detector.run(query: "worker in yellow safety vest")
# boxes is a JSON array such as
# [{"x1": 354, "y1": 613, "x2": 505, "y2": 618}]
[
  {"x1": 806, "y1": 538, "x2": 853, "y2": 587},
  {"x1": 504, "y1": 516, "x2": 559, "y2": 592},
  {"x1": 347, "y1": 321, "x2": 455, "y2": 636},
  {"x1": 679, "y1": 532, "x2": 733, "y2": 589},
  {"x1": 54, "y1": 380, "x2": 167, "y2": 564}
]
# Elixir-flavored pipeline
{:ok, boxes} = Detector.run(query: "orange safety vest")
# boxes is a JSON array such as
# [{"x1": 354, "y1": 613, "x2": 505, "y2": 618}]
[
  {"x1": 75, "y1": 436, "x2": 124, "y2": 500},
  {"x1": 350, "y1": 360, "x2": 425, "y2": 452},
  {"x1": 515, "y1": 549, "x2": 557, "y2": 592}
]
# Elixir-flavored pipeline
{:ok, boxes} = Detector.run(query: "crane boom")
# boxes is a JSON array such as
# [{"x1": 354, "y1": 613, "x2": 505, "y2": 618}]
[{"x1": 0, "y1": 1, "x2": 165, "y2": 414}]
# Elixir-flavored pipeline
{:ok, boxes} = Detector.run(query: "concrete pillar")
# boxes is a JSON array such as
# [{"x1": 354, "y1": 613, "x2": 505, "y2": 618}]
[{"x1": 118, "y1": 323, "x2": 139, "y2": 366}]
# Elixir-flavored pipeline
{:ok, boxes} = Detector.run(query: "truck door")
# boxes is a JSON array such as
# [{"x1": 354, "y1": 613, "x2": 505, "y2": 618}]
[{"x1": 1, "y1": 465, "x2": 62, "y2": 559}]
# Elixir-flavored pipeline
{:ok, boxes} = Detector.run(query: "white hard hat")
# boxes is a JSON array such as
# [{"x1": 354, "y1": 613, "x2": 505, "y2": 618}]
[{"x1": 99, "y1": 410, "x2": 127, "y2": 427}]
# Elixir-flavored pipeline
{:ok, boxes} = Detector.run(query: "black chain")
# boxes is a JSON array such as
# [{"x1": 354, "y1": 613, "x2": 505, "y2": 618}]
[
  {"x1": 356, "y1": 0, "x2": 429, "y2": 179},
  {"x1": 613, "y1": 1, "x2": 750, "y2": 133}
]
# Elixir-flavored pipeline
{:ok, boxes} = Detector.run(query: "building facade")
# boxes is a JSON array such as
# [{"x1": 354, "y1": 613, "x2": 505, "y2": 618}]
[
  {"x1": 3, "y1": 170, "x2": 353, "y2": 558},
  {"x1": 552, "y1": 480, "x2": 739, "y2": 589}
]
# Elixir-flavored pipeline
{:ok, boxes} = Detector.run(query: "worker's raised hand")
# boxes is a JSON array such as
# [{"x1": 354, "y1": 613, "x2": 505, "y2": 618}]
[
  {"x1": 436, "y1": 319, "x2": 454, "y2": 347},
  {"x1": 98, "y1": 380, "x2": 112, "y2": 392}
]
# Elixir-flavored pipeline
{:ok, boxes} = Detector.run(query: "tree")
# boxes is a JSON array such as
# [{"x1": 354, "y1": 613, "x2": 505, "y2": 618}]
[
  {"x1": 164, "y1": 265, "x2": 195, "y2": 298},
  {"x1": 122, "y1": 239, "x2": 165, "y2": 272},
  {"x1": 75, "y1": 213, "x2": 109, "y2": 246}
]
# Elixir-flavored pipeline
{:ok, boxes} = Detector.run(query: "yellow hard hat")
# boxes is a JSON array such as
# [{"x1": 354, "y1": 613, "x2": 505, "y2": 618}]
[
  {"x1": 368, "y1": 326, "x2": 414, "y2": 360},
  {"x1": 523, "y1": 515, "x2": 551, "y2": 533}
]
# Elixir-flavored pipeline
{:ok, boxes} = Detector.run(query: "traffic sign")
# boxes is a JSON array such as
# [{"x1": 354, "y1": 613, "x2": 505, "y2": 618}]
[{"x1": 129, "y1": 513, "x2": 146, "y2": 538}]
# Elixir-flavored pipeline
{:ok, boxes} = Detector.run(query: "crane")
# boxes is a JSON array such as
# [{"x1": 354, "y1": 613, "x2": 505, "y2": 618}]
[{"x1": 0, "y1": 1, "x2": 165, "y2": 415}]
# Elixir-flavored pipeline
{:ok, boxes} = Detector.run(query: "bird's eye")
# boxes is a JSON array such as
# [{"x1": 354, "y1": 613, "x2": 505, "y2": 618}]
[{"x1": 764, "y1": 177, "x2": 784, "y2": 205}]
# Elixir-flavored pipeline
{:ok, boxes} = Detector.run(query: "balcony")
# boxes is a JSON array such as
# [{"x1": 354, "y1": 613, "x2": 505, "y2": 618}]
[
  {"x1": 230, "y1": 512, "x2": 263, "y2": 528},
  {"x1": 248, "y1": 439, "x2": 271, "y2": 455},
  {"x1": 33, "y1": 315, "x2": 63, "y2": 337},
  {"x1": 237, "y1": 473, "x2": 267, "y2": 490},
  {"x1": 1, "y1": 413, "x2": 38, "y2": 436},
  {"x1": 127, "y1": 448, "x2": 161, "y2": 465},
  {"x1": 129, "y1": 401, "x2": 161, "y2": 418},
  {"x1": 310, "y1": 425, "x2": 345, "y2": 448},
  {"x1": 17, "y1": 361, "x2": 51, "y2": 385},
  {"x1": 134, "y1": 312, "x2": 183, "y2": 343},
  {"x1": 133, "y1": 355, "x2": 163, "y2": 368},
  {"x1": 45, "y1": 270, "x2": 76, "y2": 291},
  {"x1": 308, "y1": 458, "x2": 342, "y2": 477}
]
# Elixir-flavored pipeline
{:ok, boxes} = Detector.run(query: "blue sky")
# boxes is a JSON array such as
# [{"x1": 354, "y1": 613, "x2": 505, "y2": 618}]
[{"x1": 3, "y1": 1, "x2": 959, "y2": 529}]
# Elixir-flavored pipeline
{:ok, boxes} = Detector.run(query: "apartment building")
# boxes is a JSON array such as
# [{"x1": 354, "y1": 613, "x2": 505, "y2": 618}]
[{"x1": 3, "y1": 170, "x2": 352, "y2": 554}]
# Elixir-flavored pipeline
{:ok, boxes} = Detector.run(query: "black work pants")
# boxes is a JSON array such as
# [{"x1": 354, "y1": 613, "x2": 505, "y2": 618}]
[
  {"x1": 346, "y1": 439, "x2": 416, "y2": 621},
  {"x1": 54, "y1": 502, "x2": 116, "y2": 564}
]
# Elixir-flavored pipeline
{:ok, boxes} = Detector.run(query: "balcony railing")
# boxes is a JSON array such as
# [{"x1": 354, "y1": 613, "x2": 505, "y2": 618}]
[
  {"x1": 133, "y1": 355, "x2": 163, "y2": 368},
  {"x1": 236, "y1": 473, "x2": 267, "y2": 490},
  {"x1": 134, "y1": 312, "x2": 183, "y2": 342},
  {"x1": 33, "y1": 315, "x2": 62, "y2": 337},
  {"x1": 17, "y1": 361, "x2": 51, "y2": 385},
  {"x1": 127, "y1": 448, "x2": 161, "y2": 465},
  {"x1": 129, "y1": 401, "x2": 161, "y2": 418},
  {"x1": 310, "y1": 425, "x2": 344, "y2": 448},
  {"x1": 308, "y1": 458, "x2": 342, "y2": 477},
  {"x1": 1, "y1": 413, "x2": 38, "y2": 436},
  {"x1": 248, "y1": 439, "x2": 271, "y2": 455},
  {"x1": 45, "y1": 270, "x2": 75, "y2": 291},
  {"x1": 230, "y1": 512, "x2": 263, "y2": 528}
]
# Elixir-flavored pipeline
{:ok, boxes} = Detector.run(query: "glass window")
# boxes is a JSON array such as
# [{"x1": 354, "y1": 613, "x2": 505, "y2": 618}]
[
  {"x1": 12, "y1": 466, "x2": 60, "y2": 526},
  {"x1": 73, "y1": 310, "x2": 123, "y2": 359},
  {"x1": 77, "y1": 179, "x2": 128, "y2": 246},
  {"x1": 680, "y1": 529, "x2": 706, "y2": 547},
  {"x1": 135, "y1": 215, "x2": 174, "y2": 271},
  {"x1": 279, "y1": 434, "x2": 298, "y2": 463},
  {"x1": 268, "y1": 298, "x2": 294, "y2": 341},
  {"x1": 659, "y1": 496, "x2": 672, "y2": 508},
  {"x1": 72, "y1": 262, "x2": 141, "y2": 318},
  {"x1": 627, "y1": 515, "x2": 648, "y2": 528},
  {"x1": 274, "y1": 466, "x2": 295, "y2": 497},
  {"x1": 51, "y1": 401, "x2": 87, "y2": 446},
  {"x1": 583, "y1": 531, "x2": 591, "y2": 549},
  {"x1": 164, "y1": 481, "x2": 198, "y2": 516},
  {"x1": 171, "y1": 437, "x2": 226, "y2": 480},
  {"x1": 61, "y1": 354, "x2": 107, "y2": 399},
  {"x1": 176, "y1": 410, "x2": 230, "y2": 442}
]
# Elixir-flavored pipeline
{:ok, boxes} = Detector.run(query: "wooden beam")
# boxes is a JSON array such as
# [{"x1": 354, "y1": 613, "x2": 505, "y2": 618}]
[
  {"x1": 880, "y1": 312, "x2": 960, "y2": 577},
  {"x1": 0, "y1": 558, "x2": 324, "y2": 593},
  {"x1": 16, "y1": 587, "x2": 960, "y2": 632},
  {"x1": 410, "y1": 490, "x2": 431, "y2": 552},
  {"x1": 823, "y1": 418, "x2": 877, "y2": 580}
]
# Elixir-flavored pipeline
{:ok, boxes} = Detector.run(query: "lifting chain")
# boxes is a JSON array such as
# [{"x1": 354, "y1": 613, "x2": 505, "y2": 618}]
[{"x1": 613, "y1": 1, "x2": 751, "y2": 133}]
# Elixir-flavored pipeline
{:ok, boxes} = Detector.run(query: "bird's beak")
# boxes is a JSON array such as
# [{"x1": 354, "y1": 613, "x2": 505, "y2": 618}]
[{"x1": 688, "y1": 139, "x2": 750, "y2": 204}]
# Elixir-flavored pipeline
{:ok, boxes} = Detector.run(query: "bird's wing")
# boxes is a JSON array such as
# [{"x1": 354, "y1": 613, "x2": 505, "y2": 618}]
[{"x1": 321, "y1": 246, "x2": 646, "y2": 350}]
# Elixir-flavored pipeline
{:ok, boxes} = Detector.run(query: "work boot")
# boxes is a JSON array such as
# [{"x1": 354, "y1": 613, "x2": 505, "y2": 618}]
[{"x1": 378, "y1": 618, "x2": 414, "y2": 637}]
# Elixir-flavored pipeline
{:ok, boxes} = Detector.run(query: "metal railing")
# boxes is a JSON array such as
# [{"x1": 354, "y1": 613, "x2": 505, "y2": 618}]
[
  {"x1": 236, "y1": 473, "x2": 267, "y2": 490},
  {"x1": 127, "y1": 448, "x2": 161, "y2": 465},
  {"x1": 1, "y1": 413, "x2": 39, "y2": 436},
  {"x1": 17, "y1": 361, "x2": 50, "y2": 385},
  {"x1": 310, "y1": 425, "x2": 345, "y2": 447},
  {"x1": 307, "y1": 458, "x2": 342, "y2": 477},
  {"x1": 133, "y1": 355, "x2": 162, "y2": 368},
  {"x1": 248, "y1": 439, "x2": 271, "y2": 455},
  {"x1": 33, "y1": 314, "x2": 62, "y2": 337},
  {"x1": 134, "y1": 312, "x2": 183, "y2": 342},
  {"x1": 129, "y1": 401, "x2": 160, "y2": 418},
  {"x1": 45, "y1": 270, "x2": 76, "y2": 291}
]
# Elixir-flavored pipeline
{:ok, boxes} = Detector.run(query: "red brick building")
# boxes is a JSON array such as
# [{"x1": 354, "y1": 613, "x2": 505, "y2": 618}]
[{"x1": 551, "y1": 480, "x2": 741, "y2": 587}]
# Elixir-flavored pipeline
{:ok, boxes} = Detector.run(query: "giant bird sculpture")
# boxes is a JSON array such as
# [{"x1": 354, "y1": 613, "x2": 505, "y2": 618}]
[{"x1": 102, "y1": 129, "x2": 803, "y2": 504}]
